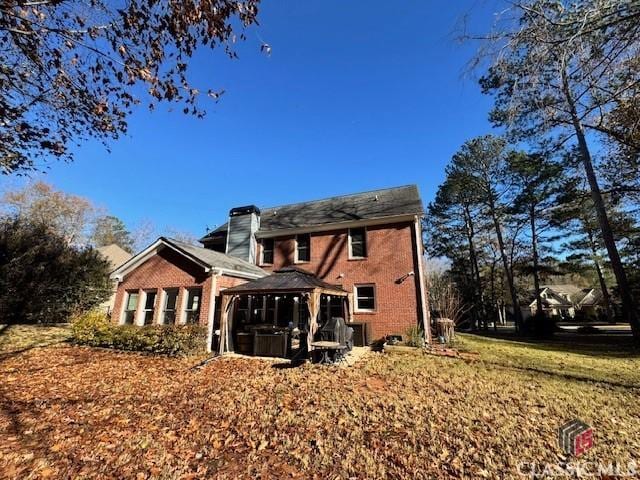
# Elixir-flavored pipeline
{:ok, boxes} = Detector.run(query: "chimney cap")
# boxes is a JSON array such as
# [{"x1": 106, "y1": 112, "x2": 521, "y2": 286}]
[{"x1": 229, "y1": 205, "x2": 260, "y2": 216}]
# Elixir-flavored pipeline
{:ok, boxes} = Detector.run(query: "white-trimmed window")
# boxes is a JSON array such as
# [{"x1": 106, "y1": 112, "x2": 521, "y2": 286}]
[
  {"x1": 123, "y1": 291, "x2": 139, "y2": 324},
  {"x1": 162, "y1": 288, "x2": 179, "y2": 324},
  {"x1": 260, "y1": 238, "x2": 274, "y2": 265},
  {"x1": 349, "y1": 228, "x2": 367, "y2": 258},
  {"x1": 183, "y1": 288, "x2": 202, "y2": 324},
  {"x1": 320, "y1": 294, "x2": 344, "y2": 322},
  {"x1": 295, "y1": 234, "x2": 310, "y2": 263},
  {"x1": 142, "y1": 290, "x2": 157, "y2": 325},
  {"x1": 354, "y1": 284, "x2": 375, "y2": 312}
]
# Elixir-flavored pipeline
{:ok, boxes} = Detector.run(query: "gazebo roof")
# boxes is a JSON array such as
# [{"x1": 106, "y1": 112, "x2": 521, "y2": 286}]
[{"x1": 221, "y1": 266, "x2": 348, "y2": 296}]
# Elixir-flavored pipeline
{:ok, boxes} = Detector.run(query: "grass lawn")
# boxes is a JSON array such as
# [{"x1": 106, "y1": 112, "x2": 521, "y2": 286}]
[
  {"x1": 456, "y1": 333, "x2": 640, "y2": 388},
  {"x1": 1, "y1": 326, "x2": 639, "y2": 479},
  {"x1": 0, "y1": 324, "x2": 71, "y2": 353}
]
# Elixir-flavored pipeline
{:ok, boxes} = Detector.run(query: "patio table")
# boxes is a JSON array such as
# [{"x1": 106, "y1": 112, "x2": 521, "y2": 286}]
[{"x1": 310, "y1": 341, "x2": 341, "y2": 364}]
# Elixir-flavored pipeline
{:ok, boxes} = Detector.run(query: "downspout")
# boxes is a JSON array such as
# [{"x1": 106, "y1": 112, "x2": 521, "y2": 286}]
[
  {"x1": 413, "y1": 215, "x2": 431, "y2": 344},
  {"x1": 206, "y1": 269, "x2": 220, "y2": 353}
]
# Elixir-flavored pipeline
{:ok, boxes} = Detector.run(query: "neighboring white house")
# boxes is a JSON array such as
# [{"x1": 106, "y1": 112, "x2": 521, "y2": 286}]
[
  {"x1": 97, "y1": 244, "x2": 133, "y2": 314},
  {"x1": 521, "y1": 284, "x2": 604, "y2": 320}
]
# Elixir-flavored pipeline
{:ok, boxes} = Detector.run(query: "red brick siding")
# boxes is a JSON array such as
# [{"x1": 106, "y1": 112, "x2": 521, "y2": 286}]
[
  {"x1": 258, "y1": 222, "x2": 422, "y2": 340},
  {"x1": 112, "y1": 248, "x2": 247, "y2": 327},
  {"x1": 216, "y1": 275, "x2": 247, "y2": 291}
]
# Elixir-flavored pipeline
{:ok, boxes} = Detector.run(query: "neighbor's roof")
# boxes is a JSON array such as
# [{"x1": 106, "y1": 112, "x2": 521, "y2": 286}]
[
  {"x1": 526, "y1": 285, "x2": 600, "y2": 307},
  {"x1": 577, "y1": 289, "x2": 602, "y2": 306},
  {"x1": 111, "y1": 237, "x2": 266, "y2": 279},
  {"x1": 541, "y1": 284, "x2": 583, "y2": 296},
  {"x1": 526, "y1": 287, "x2": 573, "y2": 307},
  {"x1": 97, "y1": 243, "x2": 133, "y2": 271},
  {"x1": 221, "y1": 266, "x2": 347, "y2": 295},
  {"x1": 201, "y1": 184, "x2": 423, "y2": 241}
]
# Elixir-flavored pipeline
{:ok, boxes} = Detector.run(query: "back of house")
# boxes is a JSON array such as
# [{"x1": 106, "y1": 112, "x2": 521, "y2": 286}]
[{"x1": 110, "y1": 185, "x2": 428, "y2": 352}]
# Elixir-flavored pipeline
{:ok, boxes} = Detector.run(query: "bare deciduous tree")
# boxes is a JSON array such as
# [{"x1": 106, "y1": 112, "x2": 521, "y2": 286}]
[
  {"x1": 427, "y1": 270, "x2": 467, "y2": 327},
  {"x1": 1, "y1": 181, "x2": 97, "y2": 245}
]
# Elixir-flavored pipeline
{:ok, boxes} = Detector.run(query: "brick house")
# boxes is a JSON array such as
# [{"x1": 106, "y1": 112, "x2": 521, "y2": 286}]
[{"x1": 111, "y1": 185, "x2": 428, "y2": 353}]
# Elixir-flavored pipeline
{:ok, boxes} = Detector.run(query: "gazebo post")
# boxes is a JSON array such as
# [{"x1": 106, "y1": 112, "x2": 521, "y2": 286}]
[
  {"x1": 218, "y1": 294, "x2": 237, "y2": 355},
  {"x1": 343, "y1": 296, "x2": 352, "y2": 324},
  {"x1": 305, "y1": 290, "x2": 322, "y2": 353}
]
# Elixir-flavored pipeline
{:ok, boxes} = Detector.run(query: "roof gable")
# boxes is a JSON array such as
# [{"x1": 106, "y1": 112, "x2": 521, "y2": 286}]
[{"x1": 111, "y1": 237, "x2": 266, "y2": 280}]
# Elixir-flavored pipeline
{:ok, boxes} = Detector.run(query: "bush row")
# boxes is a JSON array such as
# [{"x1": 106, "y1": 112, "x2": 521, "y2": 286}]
[{"x1": 71, "y1": 310, "x2": 207, "y2": 355}]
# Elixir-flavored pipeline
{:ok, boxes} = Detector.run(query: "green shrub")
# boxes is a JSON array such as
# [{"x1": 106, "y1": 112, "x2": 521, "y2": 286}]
[
  {"x1": 404, "y1": 325, "x2": 425, "y2": 348},
  {"x1": 71, "y1": 310, "x2": 113, "y2": 345},
  {"x1": 0, "y1": 217, "x2": 112, "y2": 324},
  {"x1": 71, "y1": 310, "x2": 207, "y2": 355}
]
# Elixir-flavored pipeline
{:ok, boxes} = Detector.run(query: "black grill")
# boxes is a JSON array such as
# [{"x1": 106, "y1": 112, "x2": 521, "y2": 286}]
[{"x1": 317, "y1": 317, "x2": 354, "y2": 352}]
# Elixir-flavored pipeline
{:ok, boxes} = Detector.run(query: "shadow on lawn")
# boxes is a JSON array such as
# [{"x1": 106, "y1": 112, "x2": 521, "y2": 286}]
[
  {"x1": 272, "y1": 360, "x2": 305, "y2": 369},
  {"x1": 0, "y1": 385, "x2": 94, "y2": 473},
  {"x1": 0, "y1": 324, "x2": 72, "y2": 358},
  {"x1": 466, "y1": 329, "x2": 640, "y2": 359},
  {"x1": 485, "y1": 361, "x2": 640, "y2": 390}
]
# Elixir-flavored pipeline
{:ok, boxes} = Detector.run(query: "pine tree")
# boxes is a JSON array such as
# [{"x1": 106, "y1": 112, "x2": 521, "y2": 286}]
[
  {"x1": 477, "y1": 0, "x2": 640, "y2": 339},
  {"x1": 506, "y1": 151, "x2": 563, "y2": 317},
  {"x1": 91, "y1": 215, "x2": 135, "y2": 253}
]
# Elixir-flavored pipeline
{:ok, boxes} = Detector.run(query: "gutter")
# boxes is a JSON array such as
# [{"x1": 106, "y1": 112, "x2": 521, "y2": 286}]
[{"x1": 215, "y1": 267, "x2": 266, "y2": 280}]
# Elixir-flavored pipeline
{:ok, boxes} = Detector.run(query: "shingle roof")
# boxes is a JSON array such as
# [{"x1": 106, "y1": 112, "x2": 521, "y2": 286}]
[
  {"x1": 97, "y1": 244, "x2": 133, "y2": 271},
  {"x1": 161, "y1": 237, "x2": 266, "y2": 277},
  {"x1": 578, "y1": 289, "x2": 602, "y2": 306},
  {"x1": 541, "y1": 284, "x2": 582, "y2": 295},
  {"x1": 222, "y1": 266, "x2": 347, "y2": 294},
  {"x1": 201, "y1": 184, "x2": 423, "y2": 241}
]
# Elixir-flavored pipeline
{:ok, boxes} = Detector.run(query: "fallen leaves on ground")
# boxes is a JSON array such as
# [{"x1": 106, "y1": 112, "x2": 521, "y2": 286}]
[{"x1": 0, "y1": 334, "x2": 639, "y2": 478}]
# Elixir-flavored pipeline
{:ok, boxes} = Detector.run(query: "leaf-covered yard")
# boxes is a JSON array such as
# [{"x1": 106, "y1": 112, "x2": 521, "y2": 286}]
[{"x1": 1, "y1": 328, "x2": 639, "y2": 479}]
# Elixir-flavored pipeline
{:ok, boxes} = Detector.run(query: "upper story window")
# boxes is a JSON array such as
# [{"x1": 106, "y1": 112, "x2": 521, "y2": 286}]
[
  {"x1": 349, "y1": 227, "x2": 367, "y2": 259},
  {"x1": 123, "y1": 291, "x2": 139, "y2": 324},
  {"x1": 295, "y1": 234, "x2": 311, "y2": 263},
  {"x1": 261, "y1": 238, "x2": 274, "y2": 265}
]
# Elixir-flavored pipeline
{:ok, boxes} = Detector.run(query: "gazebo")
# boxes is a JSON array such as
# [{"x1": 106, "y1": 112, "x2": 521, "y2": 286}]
[{"x1": 218, "y1": 267, "x2": 351, "y2": 357}]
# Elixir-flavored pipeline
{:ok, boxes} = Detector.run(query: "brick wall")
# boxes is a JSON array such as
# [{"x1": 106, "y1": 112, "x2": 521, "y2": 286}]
[
  {"x1": 112, "y1": 248, "x2": 247, "y2": 327},
  {"x1": 258, "y1": 221, "x2": 423, "y2": 340}
]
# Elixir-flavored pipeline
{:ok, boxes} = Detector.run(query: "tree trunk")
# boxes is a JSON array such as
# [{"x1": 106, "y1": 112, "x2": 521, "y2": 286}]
[
  {"x1": 488, "y1": 198, "x2": 523, "y2": 331},
  {"x1": 490, "y1": 261, "x2": 497, "y2": 329},
  {"x1": 561, "y1": 68, "x2": 639, "y2": 341},
  {"x1": 463, "y1": 205, "x2": 483, "y2": 329},
  {"x1": 586, "y1": 226, "x2": 614, "y2": 323},
  {"x1": 530, "y1": 205, "x2": 544, "y2": 316}
]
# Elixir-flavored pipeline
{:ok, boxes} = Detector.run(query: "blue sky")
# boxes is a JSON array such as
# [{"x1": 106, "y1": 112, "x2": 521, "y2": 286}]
[{"x1": 2, "y1": 0, "x2": 498, "y2": 238}]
